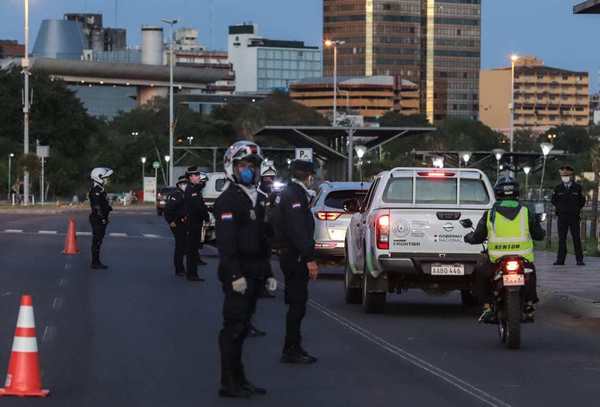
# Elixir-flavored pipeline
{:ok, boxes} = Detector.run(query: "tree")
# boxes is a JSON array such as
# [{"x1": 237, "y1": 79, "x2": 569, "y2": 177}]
[
  {"x1": 0, "y1": 68, "x2": 101, "y2": 197},
  {"x1": 378, "y1": 112, "x2": 431, "y2": 128}
]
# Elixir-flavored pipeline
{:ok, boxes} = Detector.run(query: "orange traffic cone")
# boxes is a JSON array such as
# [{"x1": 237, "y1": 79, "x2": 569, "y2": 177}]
[
  {"x1": 62, "y1": 218, "x2": 79, "y2": 255},
  {"x1": 0, "y1": 295, "x2": 49, "y2": 397}
]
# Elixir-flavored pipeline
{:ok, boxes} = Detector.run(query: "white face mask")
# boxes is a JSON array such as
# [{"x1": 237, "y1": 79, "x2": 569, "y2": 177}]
[{"x1": 561, "y1": 176, "x2": 572, "y2": 184}]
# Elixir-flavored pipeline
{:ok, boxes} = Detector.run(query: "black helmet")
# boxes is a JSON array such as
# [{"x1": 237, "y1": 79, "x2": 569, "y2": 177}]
[{"x1": 494, "y1": 175, "x2": 520, "y2": 199}]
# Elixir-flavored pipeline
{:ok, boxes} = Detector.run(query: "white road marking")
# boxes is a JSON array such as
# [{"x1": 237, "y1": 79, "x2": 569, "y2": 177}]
[
  {"x1": 4, "y1": 229, "x2": 23, "y2": 233},
  {"x1": 76, "y1": 231, "x2": 92, "y2": 236},
  {"x1": 57, "y1": 277, "x2": 68, "y2": 288},
  {"x1": 308, "y1": 299, "x2": 512, "y2": 407},
  {"x1": 52, "y1": 297, "x2": 63, "y2": 311},
  {"x1": 64, "y1": 263, "x2": 72, "y2": 270},
  {"x1": 1, "y1": 292, "x2": 11, "y2": 297},
  {"x1": 41, "y1": 326, "x2": 56, "y2": 343},
  {"x1": 142, "y1": 234, "x2": 161, "y2": 238},
  {"x1": 38, "y1": 230, "x2": 58, "y2": 235},
  {"x1": 109, "y1": 233, "x2": 128, "y2": 237}
]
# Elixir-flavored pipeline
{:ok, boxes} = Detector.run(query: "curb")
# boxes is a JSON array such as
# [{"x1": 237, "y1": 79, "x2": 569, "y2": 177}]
[
  {"x1": 0, "y1": 208, "x2": 87, "y2": 215},
  {"x1": 539, "y1": 288, "x2": 600, "y2": 319}
]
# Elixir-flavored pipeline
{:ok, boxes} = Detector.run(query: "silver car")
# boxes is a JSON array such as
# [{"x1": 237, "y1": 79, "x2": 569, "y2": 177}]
[{"x1": 311, "y1": 181, "x2": 371, "y2": 260}]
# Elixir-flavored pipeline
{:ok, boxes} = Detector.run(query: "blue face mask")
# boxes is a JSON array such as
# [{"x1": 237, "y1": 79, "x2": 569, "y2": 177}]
[{"x1": 239, "y1": 168, "x2": 255, "y2": 185}]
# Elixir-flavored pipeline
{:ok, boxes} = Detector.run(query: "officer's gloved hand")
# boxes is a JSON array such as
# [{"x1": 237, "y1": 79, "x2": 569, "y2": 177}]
[
  {"x1": 169, "y1": 222, "x2": 177, "y2": 228},
  {"x1": 101, "y1": 218, "x2": 109, "y2": 225},
  {"x1": 232, "y1": 277, "x2": 248, "y2": 294},
  {"x1": 265, "y1": 277, "x2": 277, "y2": 292}
]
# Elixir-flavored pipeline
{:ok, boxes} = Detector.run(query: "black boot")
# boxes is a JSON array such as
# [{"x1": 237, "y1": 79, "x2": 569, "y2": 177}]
[
  {"x1": 237, "y1": 366, "x2": 266, "y2": 395},
  {"x1": 91, "y1": 261, "x2": 108, "y2": 270},
  {"x1": 281, "y1": 345, "x2": 318, "y2": 364},
  {"x1": 175, "y1": 270, "x2": 185, "y2": 277},
  {"x1": 219, "y1": 371, "x2": 252, "y2": 398},
  {"x1": 186, "y1": 272, "x2": 205, "y2": 282}
]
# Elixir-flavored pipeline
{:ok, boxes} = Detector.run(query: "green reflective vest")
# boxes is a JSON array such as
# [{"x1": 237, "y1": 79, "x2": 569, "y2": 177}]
[{"x1": 486, "y1": 205, "x2": 534, "y2": 263}]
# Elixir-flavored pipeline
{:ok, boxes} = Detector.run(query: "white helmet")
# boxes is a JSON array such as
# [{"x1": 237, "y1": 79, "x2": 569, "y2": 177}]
[
  {"x1": 223, "y1": 141, "x2": 264, "y2": 185},
  {"x1": 90, "y1": 167, "x2": 113, "y2": 186},
  {"x1": 261, "y1": 159, "x2": 277, "y2": 178}
]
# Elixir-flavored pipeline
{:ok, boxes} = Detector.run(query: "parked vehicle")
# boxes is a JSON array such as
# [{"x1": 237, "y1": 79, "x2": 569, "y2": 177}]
[
  {"x1": 344, "y1": 168, "x2": 494, "y2": 313},
  {"x1": 311, "y1": 182, "x2": 370, "y2": 262},
  {"x1": 201, "y1": 172, "x2": 228, "y2": 242}
]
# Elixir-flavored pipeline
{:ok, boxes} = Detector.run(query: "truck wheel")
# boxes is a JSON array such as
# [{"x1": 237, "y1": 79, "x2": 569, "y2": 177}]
[
  {"x1": 460, "y1": 290, "x2": 478, "y2": 307},
  {"x1": 362, "y1": 257, "x2": 385, "y2": 314},
  {"x1": 344, "y1": 257, "x2": 362, "y2": 304}
]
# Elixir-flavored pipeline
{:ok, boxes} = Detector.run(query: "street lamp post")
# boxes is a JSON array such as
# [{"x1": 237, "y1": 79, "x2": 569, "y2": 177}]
[
  {"x1": 23, "y1": 0, "x2": 31, "y2": 205},
  {"x1": 141, "y1": 156, "x2": 147, "y2": 183},
  {"x1": 523, "y1": 165, "x2": 531, "y2": 199},
  {"x1": 162, "y1": 18, "x2": 178, "y2": 186},
  {"x1": 539, "y1": 143, "x2": 554, "y2": 200},
  {"x1": 354, "y1": 145, "x2": 367, "y2": 181},
  {"x1": 492, "y1": 149, "x2": 505, "y2": 179},
  {"x1": 164, "y1": 155, "x2": 171, "y2": 186},
  {"x1": 509, "y1": 54, "x2": 519, "y2": 154},
  {"x1": 324, "y1": 39, "x2": 346, "y2": 127},
  {"x1": 461, "y1": 152, "x2": 472, "y2": 168},
  {"x1": 7, "y1": 153, "x2": 14, "y2": 201}
]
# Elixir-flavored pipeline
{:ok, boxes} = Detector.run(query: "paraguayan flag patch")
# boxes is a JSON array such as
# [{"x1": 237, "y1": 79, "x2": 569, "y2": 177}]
[
  {"x1": 221, "y1": 212, "x2": 233, "y2": 220},
  {"x1": 292, "y1": 202, "x2": 301, "y2": 209}
]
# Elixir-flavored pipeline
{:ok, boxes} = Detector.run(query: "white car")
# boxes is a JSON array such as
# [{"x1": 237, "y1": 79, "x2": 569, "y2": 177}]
[
  {"x1": 201, "y1": 172, "x2": 228, "y2": 243},
  {"x1": 344, "y1": 168, "x2": 495, "y2": 313}
]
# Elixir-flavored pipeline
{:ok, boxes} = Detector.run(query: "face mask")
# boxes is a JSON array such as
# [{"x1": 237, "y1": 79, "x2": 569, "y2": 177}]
[
  {"x1": 561, "y1": 176, "x2": 571, "y2": 184},
  {"x1": 239, "y1": 168, "x2": 255, "y2": 185}
]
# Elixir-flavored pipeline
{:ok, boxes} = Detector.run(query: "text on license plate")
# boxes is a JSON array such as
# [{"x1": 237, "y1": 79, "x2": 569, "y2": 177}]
[
  {"x1": 431, "y1": 264, "x2": 464, "y2": 276},
  {"x1": 502, "y1": 274, "x2": 525, "y2": 286}
]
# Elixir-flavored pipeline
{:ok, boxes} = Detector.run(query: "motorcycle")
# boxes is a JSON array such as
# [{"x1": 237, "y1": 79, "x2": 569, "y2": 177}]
[{"x1": 461, "y1": 219, "x2": 534, "y2": 350}]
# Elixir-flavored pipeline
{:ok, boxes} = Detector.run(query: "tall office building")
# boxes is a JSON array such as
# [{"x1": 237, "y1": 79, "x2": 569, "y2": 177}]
[{"x1": 323, "y1": 0, "x2": 481, "y2": 122}]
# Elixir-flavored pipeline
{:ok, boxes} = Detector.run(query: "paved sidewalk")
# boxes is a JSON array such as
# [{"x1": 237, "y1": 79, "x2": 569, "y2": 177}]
[{"x1": 536, "y1": 250, "x2": 600, "y2": 318}]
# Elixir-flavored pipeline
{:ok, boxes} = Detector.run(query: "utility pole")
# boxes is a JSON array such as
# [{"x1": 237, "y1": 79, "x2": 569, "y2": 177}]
[{"x1": 23, "y1": 0, "x2": 31, "y2": 205}]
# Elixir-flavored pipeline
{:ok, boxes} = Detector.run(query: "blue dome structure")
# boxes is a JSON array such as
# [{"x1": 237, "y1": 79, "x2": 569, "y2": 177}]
[{"x1": 32, "y1": 20, "x2": 85, "y2": 60}]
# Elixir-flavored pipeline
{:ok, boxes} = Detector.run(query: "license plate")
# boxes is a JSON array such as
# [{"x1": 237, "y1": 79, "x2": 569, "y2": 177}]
[
  {"x1": 503, "y1": 274, "x2": 525, "y2": 286},
  {"x1": 431, "y1": 264, "x2": 464, "y2": 276}
]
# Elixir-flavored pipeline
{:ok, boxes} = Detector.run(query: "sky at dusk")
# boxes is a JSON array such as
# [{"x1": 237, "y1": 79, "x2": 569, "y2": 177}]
[{"x1": 1, "y1": 0, "x2": 598, "y2": 89}]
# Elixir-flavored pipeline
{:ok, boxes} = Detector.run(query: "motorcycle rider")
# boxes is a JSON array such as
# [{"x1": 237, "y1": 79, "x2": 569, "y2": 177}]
[
  {"x1": 464, "y1": 175, "x2": 545, "y2": 322},
  {"x1": 89, "y1": 167, "x2": 113, "y2": 270},
  {"x1": 214, "y1": 141, "x2": 277, "y2": 398}
]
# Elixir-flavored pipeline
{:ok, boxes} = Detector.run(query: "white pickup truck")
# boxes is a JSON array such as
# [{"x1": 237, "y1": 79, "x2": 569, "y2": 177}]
[
  {"x1": 201, "y1": 172, "x2": 228, "y2": 243},
  {"x1": 344, "y1": 168, "x2": 495, "y2": 313}
]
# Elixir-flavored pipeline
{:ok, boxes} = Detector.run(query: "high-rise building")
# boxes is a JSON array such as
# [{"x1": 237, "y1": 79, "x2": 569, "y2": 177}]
[
  {"x1": 480, "y1": 56, "x2": 589, "y2": 132},
  {"x1": 323, "y1": 0, "x2": 481, "y2": 122},
  {"x1": 228, "y1": 24, "x2": 322, "y2": 93}
]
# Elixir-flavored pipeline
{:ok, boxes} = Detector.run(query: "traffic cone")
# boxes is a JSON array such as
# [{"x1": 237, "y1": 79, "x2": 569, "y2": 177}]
[
  {"x1": 0, "y1": 295, "x2": 49, "y2": 397},
  {"x1": 62, "y1": 217, "x2": 79, "y2": 255}
]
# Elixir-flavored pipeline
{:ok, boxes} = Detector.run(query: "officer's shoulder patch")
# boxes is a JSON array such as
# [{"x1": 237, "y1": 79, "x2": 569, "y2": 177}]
[
  {"x1": 221, "y1": 212, "x2": 233, "y2": 221},
  {"x1": 292, "y1": 202, "x2": 301, "y2": 209},
  {"x1": 192, "y1": 193, "x2": 198, "y2": 197}
]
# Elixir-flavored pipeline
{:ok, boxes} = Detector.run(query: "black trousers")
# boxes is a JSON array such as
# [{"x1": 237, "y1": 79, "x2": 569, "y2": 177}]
[
  {"x1": 475, "y1": 261, "x2": 538, "y2": 304},
  {"x1": 170, "y1": 224, "x2": 187, "y2": 274},
  {"x1": 219, "y1": 277, "x2": 260, "y2": 385},
  {"x1": 279, "y1": 253, "x2": 309, "y2": 350},
  {"x1": 186, "y1": 225, "x2": 202, "y2": 276},
  {"x1": 557, "y1": 215, "x2": 584, "y2": 263},
  {"x1": 89, "y1": 216, "x2": 107, "y2": 264}
]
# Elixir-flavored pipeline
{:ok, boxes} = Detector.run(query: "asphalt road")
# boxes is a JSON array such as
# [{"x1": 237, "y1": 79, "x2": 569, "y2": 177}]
[{"x1": 0, "y1": 210, "x2": 600, "y2": 406}]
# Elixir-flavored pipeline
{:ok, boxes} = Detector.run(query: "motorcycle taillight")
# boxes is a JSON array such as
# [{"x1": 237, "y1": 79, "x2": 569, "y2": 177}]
[{"x1": 502, "y1": 258, "x2": 524, "y2": 274}]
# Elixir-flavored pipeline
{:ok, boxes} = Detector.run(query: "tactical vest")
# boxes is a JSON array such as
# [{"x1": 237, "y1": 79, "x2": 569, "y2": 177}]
[{"x1": 486, "y1": 206, "x2": 534, "y2": 263}]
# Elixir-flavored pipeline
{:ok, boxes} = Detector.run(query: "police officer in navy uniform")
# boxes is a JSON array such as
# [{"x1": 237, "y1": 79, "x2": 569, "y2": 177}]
[
  {"x1": 214, "y1": 141, "x2": 277, "y2": 398},
  {"x1": 89, "y1": 167, "x2": 113, "y2": 270},
  {"x1": 278, "y1": 159, "x2": 319, "y2": 364},
  {"x1": 183, "y1": 167, "x2": 210, "y2": 282},
  {"x1": 551, "y1": 165, "x2": 587, "y2": 266},
  {"x1": 165, "y1": 175, "x2": 189, "y2": 277}
]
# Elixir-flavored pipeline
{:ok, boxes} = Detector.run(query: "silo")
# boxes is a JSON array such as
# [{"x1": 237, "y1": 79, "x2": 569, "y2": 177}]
[
  {"x1": 32, "y1": 19, "x2": 86, "y2": 60},
  {"x1": 141, "y1": 26, "x2": 164, "y2": 65}
]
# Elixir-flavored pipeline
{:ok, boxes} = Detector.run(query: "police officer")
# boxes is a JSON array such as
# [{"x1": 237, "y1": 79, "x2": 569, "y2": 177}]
[
  {"x1": 184, "y1": 167, "x2": 210, "y2": 282},
  {"x1": 277, "y1": 159, "x2": 319, "y2": 364},
  {"x1": 89, "y1": 167, "x2": 113, "y2": 270},
  {"x1": 165, "y1": 175, "x2": 189, "y2": 277},
  {"x1": 214, "y1": 141, "x2": 277, "y2": 398},
  {"x1": 465, "y1": 175, "x2": 545, "y2": 322},
  {"x1": 551, "y1": 165, "x2": 586, "y2": 266}
]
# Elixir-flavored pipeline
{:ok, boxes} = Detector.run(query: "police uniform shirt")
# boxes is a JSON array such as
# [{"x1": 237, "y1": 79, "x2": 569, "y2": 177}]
[
  {"x1": 214, "y1": 184, "x2": 271, "y2": 283},
  {"x1": 551, "y1": 182, "x2": 586, "y2": 217},
  {"x1": 279, "y1": 180, "x2": 316, "y2": 263},
  {"x1": 184, "y1": 183, "x2": 210, "y2": 225},
  {"x1": 89, "y1": 185, "x2": 111, "y2": 222},
  {"x1": 165, "y1": 188, "x2": 186, "y2": 224}
]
